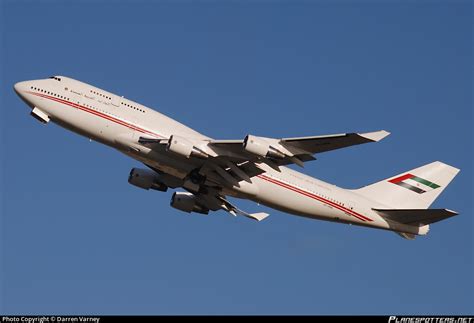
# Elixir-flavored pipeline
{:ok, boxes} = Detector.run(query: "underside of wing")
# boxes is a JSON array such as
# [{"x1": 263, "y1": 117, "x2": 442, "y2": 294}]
[
  {"x1": 141, "y1": 162, "x2": 269, "y2": 221},
  {"x1": 281, "y1": 130, "x2": 390, "y2": 154}
]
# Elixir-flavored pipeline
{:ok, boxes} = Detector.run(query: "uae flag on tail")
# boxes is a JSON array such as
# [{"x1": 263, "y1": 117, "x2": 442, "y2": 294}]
[{"x1": 388, "y1": 173, "x2": 440, "y2": 194}]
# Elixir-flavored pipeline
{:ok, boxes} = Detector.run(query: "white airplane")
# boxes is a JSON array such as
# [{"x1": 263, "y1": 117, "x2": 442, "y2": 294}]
[{"x1": 14, "y1": 76, "x2": 460, "y2": 239}]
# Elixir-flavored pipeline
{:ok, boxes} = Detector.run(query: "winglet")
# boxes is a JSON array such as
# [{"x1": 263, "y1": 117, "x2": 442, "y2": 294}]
[{"x1": 359, "y1": 130, "x2": 390, "y2": 142}]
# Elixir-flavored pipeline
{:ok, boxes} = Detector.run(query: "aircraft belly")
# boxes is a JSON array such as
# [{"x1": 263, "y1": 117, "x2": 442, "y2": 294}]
[{"x1": 49, "y1": 106, "x2": 110, "y2": 144}]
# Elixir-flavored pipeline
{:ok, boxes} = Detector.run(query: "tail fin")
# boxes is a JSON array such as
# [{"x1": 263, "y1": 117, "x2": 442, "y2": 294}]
[{"x1": 355, "y1": 161, "x2": 460, "y2": 209}]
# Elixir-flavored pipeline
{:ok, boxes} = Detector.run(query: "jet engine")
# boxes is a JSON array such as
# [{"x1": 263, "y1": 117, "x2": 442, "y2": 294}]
[
  {"x1": 128, "y1": 168, "x2": 168, "y2": 191},
  {"x1": 166, "y1": 135, "x2": 208, "y2": 159},
  {"x1": 170, "y1": 192, "x2": 209, "y2": 215},
  {"x1": 243, "y1": 135, "x2": 286, "y2": 159}
]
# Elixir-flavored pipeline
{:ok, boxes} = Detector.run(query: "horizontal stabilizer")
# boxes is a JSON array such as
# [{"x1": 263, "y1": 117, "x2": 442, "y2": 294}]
[
  {"x1": 396, "y1": 232, "x2": 417, "y2": 240},
  {"x1": 373, "y1": 208, "x2": 458, "y2": 226},
  {"x1": 218, "y1": 196, "x2": 270, "y2": 221},
  {"x1": 245, "y1": 212, "x2": 270, "y2": 222},
  {"x1": 233, "y1": 207, "x2": 270, "y2": 221}
]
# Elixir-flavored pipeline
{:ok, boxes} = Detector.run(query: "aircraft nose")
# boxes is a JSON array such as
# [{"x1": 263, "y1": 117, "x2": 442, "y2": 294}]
[
  {"x1": 14, "y1": 81, "x2": 28, "y2": 95},
  {"x1": 14, "y1": 81, "x2": 34, "y2": 107},
  {"x1": 14, "y1": 82, "x2": 21, "y2": 94}
]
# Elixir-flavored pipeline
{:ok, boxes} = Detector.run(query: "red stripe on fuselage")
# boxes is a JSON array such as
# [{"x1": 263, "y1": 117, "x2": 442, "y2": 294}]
[
  {"x1": 26, "y1": 91, "x2": 372, "y2": 222},
  {"x1": 27, "y1": 91, "x2": 165, "y2": 138},
  {"x1": 257, "y1": 174, "x2": 373, "y2": 222}
]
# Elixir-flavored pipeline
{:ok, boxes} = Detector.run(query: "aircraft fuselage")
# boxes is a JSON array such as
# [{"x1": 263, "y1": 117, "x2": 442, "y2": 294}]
[{"x1": 12, "y1": 76, "x2": 441, "y2": 236}]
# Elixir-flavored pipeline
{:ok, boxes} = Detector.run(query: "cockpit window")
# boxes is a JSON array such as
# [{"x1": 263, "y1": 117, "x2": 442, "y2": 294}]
[{"x1": 49, "y1": 76, "x2": 61, "y2": 81}]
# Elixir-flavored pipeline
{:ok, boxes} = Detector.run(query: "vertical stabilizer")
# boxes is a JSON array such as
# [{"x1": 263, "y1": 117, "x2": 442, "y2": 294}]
[{"x1": 355, "y1": 161, "x2": 459, "y2": 209}]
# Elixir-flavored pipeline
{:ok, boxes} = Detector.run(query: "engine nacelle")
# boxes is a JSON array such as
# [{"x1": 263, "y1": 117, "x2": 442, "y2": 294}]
[
  {"x1": 167, "y1": 135, "x2": 208, "y2": 159},
  {"x1": 128, "y1": 168, "x2": 168, "y2": 191},
  {"x1": 170, "y1": 192, "x2": 209, "y2": 215},
  {"x1": 243, "y1": 135, "x2": 285, "y2": 159}
]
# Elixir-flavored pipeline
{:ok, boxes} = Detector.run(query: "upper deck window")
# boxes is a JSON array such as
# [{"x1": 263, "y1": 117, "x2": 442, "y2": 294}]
[{"x1": 49, "y1": 76, "x2": 62, "y2": 81}]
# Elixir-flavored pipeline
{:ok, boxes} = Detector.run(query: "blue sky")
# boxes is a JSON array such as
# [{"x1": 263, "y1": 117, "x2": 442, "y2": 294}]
[{"x1": 1, "y1": 0, "x2": 472, "y2": 315}]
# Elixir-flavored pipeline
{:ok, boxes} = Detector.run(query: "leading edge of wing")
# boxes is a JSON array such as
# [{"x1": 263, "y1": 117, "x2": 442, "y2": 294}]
[
  {"x1": 282, "y1": 130, "x2": 390, "y2": 143},
  {"x1": 209, "y1": 130, "x2": 390, "y2": 147}
]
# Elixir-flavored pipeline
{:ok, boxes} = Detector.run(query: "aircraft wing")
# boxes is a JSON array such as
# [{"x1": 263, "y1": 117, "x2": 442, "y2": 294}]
[
  {"x1": 138, "y1": 130, "x2": 389, "y2": 188},
  {"x1": 209, "y1": 130, "x2": 390, "y2": 167},
  {"x1": 280, "y1": 130, "x2": 390, "y2": 154}
]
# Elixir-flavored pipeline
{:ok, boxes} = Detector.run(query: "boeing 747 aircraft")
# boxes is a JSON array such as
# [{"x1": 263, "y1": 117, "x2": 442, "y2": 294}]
[{"x1": 14, "y1": 76, "x2": 460, "y2": 239}]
